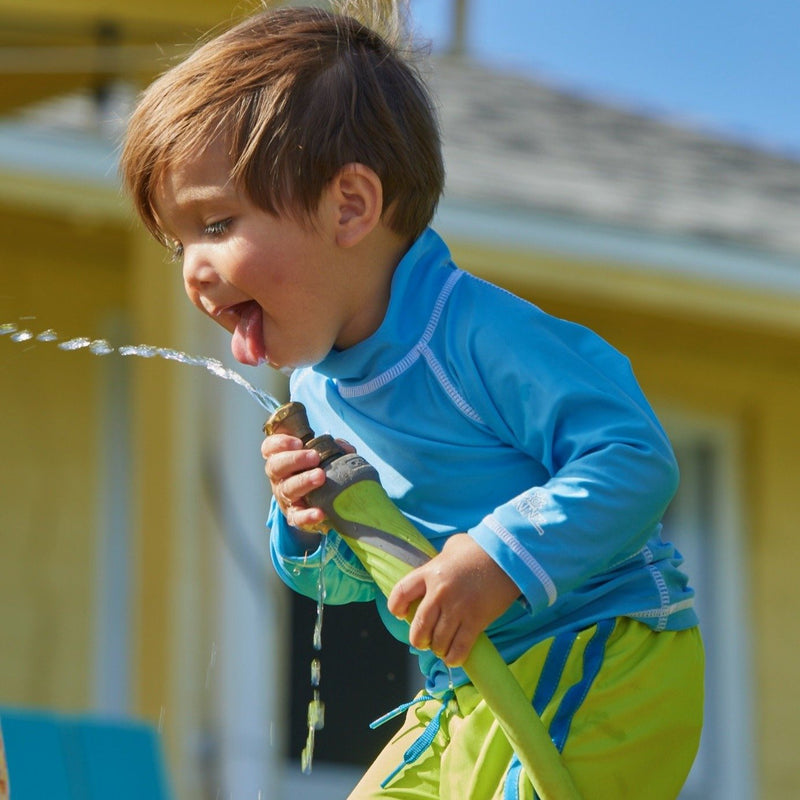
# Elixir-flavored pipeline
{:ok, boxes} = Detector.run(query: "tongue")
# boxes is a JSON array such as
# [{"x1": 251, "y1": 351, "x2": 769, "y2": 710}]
[{"x1": 231, "y1": 301, "x2": 266, "y2": 366}]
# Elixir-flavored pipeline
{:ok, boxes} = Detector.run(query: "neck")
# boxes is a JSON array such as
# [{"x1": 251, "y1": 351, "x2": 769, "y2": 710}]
[{"x1": 333, "y1": 227, "x2": 412, "y2": 350}]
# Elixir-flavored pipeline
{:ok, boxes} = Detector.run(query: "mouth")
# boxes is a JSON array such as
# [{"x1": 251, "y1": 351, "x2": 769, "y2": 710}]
[
  {"x1": 227, "y1": 300, "x2": 267, "y2": 367},
  {"x1": 211, "y1": 299, "x2": 247, "y2": 319}
]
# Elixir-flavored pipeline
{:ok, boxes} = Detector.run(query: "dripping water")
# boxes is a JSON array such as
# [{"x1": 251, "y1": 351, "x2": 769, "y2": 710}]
[{"x1": 301, "y1": 533, "x2": 328, "y2": 774}]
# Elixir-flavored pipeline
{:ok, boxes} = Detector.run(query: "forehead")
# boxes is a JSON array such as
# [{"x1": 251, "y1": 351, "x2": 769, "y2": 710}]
[{"x1": 154, "y1": 140, "x2": 238, "y2": 218}]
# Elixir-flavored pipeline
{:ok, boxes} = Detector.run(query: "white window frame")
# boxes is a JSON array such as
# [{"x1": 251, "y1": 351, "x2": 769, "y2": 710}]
[
  {"x1": 93, "y1": 315, "x2": 132, "y2": 715},
  {"x1": 663, "y1": 412, "x2": 756, "y2": 800}
]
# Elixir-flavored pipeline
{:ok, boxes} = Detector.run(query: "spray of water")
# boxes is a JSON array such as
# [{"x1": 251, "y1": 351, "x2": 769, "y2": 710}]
[{"x1": 1, "y1": 321, "x2": 280, "y2": 412}]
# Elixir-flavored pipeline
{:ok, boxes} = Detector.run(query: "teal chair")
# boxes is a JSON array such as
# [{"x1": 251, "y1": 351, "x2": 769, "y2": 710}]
[{"x1": 0, "y1": 708, "x2": 172, "y2": 799}]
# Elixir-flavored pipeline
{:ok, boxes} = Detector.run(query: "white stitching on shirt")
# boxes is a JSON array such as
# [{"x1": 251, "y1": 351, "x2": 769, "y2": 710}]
[
  {"x1": 628, "y1": 597, "x2": 694, "y2": 620},
  {"x1": 646, "y1": 564, "x2": 672, "y2": 631},
  {"x1": 338, "y1": 270, "x2": 464, "y2": 398},
  {"x1": 483, "y1": 516, "x2": 558, "y2": 606},
  {"x1": 419, "y1": 344, "x2": 484, "y2": 423}
]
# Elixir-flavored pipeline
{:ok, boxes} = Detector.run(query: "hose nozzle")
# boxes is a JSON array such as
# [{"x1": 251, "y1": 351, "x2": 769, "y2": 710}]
[
  {"x1": 265, "y1": 402, "x2": 347, "y2": 466},
  {"x1": 263, "y1": 401, "x2": 315, "y2": 442}
]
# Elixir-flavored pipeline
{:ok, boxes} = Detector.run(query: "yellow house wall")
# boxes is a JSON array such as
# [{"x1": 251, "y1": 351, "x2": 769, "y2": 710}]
[
  {"x1": 576, "y1": 310, "x2": 799, "y2": 799},
  {"x1": 0, "y1": 0, "x2": 261, "y2": 25},
  {"x1": 0, "y1": 198, "x2": 218, "y2": 795},
  {"x1": 0, "y1": 0, "x2": 265, "y2": 111},
  {"x1": 0, "y1": 206, "x2": 126, "y2": 710},
  {"x1": 454, "y1": 239, "x2": 800, "y2": 798}
]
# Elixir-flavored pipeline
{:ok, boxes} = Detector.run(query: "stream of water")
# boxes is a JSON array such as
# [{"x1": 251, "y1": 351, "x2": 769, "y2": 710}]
[{"x1": 1, "y1": 321, "x2": 281, "y2": 412}]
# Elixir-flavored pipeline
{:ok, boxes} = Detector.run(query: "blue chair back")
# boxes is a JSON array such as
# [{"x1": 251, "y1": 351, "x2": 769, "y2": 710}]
[{"x1": 0, "y1": 708, "x2": 172, "y2": 800}]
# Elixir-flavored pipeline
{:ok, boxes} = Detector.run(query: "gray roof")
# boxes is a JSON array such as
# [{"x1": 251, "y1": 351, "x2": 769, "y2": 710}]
[{"x1": 432, "y1": 58, "x2": 800, "y2": 258}]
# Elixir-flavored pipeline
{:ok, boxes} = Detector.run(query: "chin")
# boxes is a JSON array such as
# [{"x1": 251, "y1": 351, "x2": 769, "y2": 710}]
[
  {"x1": 272, "y1": 352, "x2": 328, "y2": 372},
  {"x1": 278, "y1": 357, "x2": 320, "y2": 370}
]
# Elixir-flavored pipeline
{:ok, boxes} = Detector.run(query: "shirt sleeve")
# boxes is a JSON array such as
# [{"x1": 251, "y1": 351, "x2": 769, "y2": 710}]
[
  {"x1": 459, "y1": 288, "x2": 680, "y2": 617},
  {"x1": 268, "y1": 497, "x2": 378, "y2": 605}
]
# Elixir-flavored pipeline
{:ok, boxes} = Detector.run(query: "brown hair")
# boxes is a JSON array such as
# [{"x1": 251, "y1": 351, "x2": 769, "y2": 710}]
[{"x1": 120, "y1": 5, "x2": 444, "y2": 244}]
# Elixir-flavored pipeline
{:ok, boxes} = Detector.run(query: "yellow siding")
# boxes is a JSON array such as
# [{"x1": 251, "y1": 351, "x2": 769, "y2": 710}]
[
  {"x1": 0, "y1": 0, "x2": 260, "y2": 25},
  {"x1": 0, "y1": 207, "x2": 126, "y2": 710},
  {"x1": 0, "y1": 204, "x2": 218, "y2": 796}
]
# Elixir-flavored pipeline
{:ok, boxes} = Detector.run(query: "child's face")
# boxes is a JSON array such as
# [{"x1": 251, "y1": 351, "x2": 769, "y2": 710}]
[{"x1": 154, "y1": 140, "x2": 369, "y2": 370}]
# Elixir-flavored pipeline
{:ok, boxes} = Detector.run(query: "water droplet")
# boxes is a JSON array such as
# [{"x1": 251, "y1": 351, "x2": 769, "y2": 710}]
[
  {"x1": 10, "y1": 330, "x2": 33, "y2": 342},
  {"x1": 307, "y1": 693, "x2": 325, "y2": 731},
  {"x1": 1, "y1": 322, "x2": 18, "y2": 335},
  {"x1": 205, "y1": 642, "x2": 217, "y2": 689},
  {"x1": 310, "y1": 658, "x2": 321, "y2": 687},
  {"x1": 300, "y1": 736, "x2": 314, "y2": 774},
  {"x1": 203, "y1": 358, "x2": 226, "y2": 376},
  {"x1": 58, "y1": 337, "x2": 92, "y2": 351},
  {"x1": 36, "y1": 329, "x2": 59, "y2": 342},
  {"x1": 313, "y1": 535, "x2": 327, "y2": 651},
  {"x1": 89, "y1": 339, "x2": 114, "y2": 355},
  {"x1": 300, "y1": 692, "x2": 325, "y2": 775},
  {"x1": 156, "y1": 347, "x2": 189, "y2": 363}
]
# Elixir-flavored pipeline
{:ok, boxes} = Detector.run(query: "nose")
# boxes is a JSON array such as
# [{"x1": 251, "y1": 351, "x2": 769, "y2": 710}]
[{"x1": 182, "y1": 245, "x2": 218, "y2": 292}]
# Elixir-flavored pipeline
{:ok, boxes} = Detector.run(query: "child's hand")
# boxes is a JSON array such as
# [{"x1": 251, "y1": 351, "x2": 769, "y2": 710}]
[
  {"x1": 262, "y1": 432, "x2": 328, "y2": 533},
  {"x1": 387, "y1": 533, "x2": 521, "y2": 668}
]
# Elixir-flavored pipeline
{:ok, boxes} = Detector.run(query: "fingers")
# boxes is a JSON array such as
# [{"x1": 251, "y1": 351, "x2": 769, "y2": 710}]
[
  {"x1": 387, "y1": 534, "x2": 520, "y2": 667},
  {"x1": 262, "y1": 433, "x2": 326, "y2": 529},
  {"x1": 389, "y1": 567, "x2": 448, "y2": 656},
  {"x1": 389, "y1": 566, "x2": 476, "y2": 666},
  {"x1": 439, "y1": 620, "x2": 480, "y2": 668},
  {"x1": 389, "y1": 570, "x2": 431, "y2": 641}
]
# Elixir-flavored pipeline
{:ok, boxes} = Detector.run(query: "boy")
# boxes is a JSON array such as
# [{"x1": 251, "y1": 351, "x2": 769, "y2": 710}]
[{"x1": 121, "y1": 3, "x2": 703, "y2": 798}]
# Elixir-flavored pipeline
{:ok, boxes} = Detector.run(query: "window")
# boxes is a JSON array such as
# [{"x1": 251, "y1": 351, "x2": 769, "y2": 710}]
[{"x1": 664, "y1": 415, "x2": 755, "y2": 800}]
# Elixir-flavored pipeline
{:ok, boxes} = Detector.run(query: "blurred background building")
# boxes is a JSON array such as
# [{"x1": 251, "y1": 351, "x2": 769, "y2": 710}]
[{"x1": 1, "y1": 1, "x2": 798, "y2": 798}]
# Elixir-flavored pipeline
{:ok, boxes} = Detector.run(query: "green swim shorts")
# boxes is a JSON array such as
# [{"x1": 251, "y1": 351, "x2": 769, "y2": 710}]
[{"x1": 350, "y1": 618, "x2": 704, "y2": 800}]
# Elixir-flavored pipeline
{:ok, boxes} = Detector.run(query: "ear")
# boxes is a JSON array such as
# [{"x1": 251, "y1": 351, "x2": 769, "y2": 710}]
[{"x1": 328, "y1": 163, "x2": 383, "y2": 248}]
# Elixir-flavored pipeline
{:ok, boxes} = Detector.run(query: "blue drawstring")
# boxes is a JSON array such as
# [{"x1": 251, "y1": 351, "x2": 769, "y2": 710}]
[{"x1": 370, "y1": 689, "x2": 456, "y2": 788}]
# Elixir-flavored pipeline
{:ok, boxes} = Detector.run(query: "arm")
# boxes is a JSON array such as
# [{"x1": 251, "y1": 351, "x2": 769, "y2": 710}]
[{"x1": 394, "y1": 285, "x2": 679, "y2": 661}]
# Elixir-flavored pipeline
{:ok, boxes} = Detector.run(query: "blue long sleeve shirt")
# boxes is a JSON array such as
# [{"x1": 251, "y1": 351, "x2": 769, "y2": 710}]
[{"x1": 269, "y1": 228, "x2": 697, "y2": 693}]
